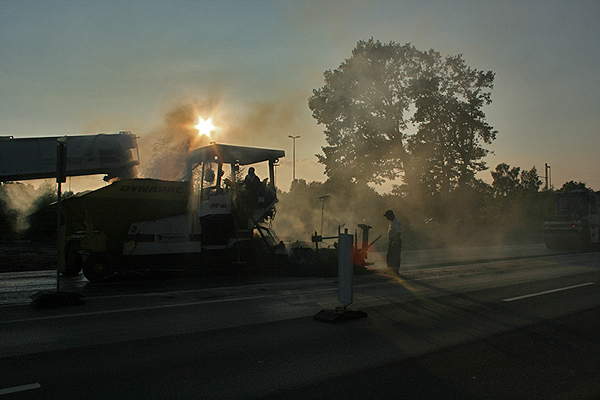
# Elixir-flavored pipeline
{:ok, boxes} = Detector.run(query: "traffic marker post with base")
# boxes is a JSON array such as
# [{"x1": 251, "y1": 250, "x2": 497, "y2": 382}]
[{"x1": 314, "y1": 229, "x2": 367, "y2": 323}]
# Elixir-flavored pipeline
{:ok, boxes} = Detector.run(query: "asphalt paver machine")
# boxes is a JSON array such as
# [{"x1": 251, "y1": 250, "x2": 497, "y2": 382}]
[{"x1": 62, "y1": 143, "x2": 287, "y2": 281}]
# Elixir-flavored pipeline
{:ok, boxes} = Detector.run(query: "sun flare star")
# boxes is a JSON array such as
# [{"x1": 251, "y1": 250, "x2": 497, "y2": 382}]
[{"x1": 195, "y1": 117, "x2": 216, "y2": 137}]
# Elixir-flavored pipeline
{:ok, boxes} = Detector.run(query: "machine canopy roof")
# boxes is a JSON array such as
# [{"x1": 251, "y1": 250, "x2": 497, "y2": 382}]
[{"x1": 188, "y1": 143, "x2": 285, "y2": 166}]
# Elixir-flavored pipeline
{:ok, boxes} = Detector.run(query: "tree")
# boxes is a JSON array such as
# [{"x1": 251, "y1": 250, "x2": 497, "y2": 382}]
[
  {"x1": 520, "y1": 166, "x2": 543, "y2": 193},
  {"x1": 557, "y1": 181, "x2": 593, "y2": 193},
  {"x1": 491, "y1": 163, "x2": 521, "y2": 197},
  {"x1": 309, "y1": 39, "x2": 496, "y2": 195},
  {"x1": 485, "y1": 163, "x2": 549, "y2": 243},
  {"x1": 407, "y1": 55, "x2": 496, "y2": 194},
  {"x1": 491, "y1": 163, "x2": 542, "y2": 197},
  {"x1": 309, "y1": 40, "x2": 412, "y2": 186}
]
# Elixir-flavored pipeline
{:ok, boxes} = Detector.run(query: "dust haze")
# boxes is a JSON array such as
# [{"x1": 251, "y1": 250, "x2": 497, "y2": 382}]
[
  {"x1": 1, "y1": 97, "x2": 546, "y2": 252},
  {"x1": 112, "y1": 91, "x2": 544, "y2": 253},
  {"x1": 0, "y1": 181, "x2": 55, "y2": 233},
  {"x1": 137, "y1": 91, "x2": 313, "y2": 180}
]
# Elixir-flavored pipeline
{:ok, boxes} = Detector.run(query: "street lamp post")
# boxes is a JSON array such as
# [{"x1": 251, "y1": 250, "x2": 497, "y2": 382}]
[
  {"x1": 545, "y1": 163, "x2": 552, "y2": 190},
  {"x1": 288, "y1": 135, "x2": 300, "y2": 182}
]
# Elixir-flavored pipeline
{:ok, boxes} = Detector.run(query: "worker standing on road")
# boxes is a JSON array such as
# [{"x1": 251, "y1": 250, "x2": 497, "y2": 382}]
[{"x1": 384, "y1": 210, "x2": 402, "y2": 275}]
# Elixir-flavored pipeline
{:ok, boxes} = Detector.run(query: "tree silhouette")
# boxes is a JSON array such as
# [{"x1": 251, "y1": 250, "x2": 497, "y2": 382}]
[
  {"x1": 558, "y1": 181, "x2": 593, "y2": 192},
  {"x1": 309, "y1": 39, "x2": 496, "y2": 196},
  {"x1": 491, "y1": 163, "x2": 522, "y2": 197},
  {"x1": 491, "y1": 163, "x2": 542, "y2": 197}
]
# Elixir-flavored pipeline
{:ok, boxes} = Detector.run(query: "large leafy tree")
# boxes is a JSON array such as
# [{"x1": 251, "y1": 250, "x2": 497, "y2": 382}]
[
  {"x1": 491, "y1": 163, "x2": 542, "y2": 197},
  {"x1": 491, "y1": 163, "x2": 523, "y2": 197},
  {"x1": 309, "y1": 39, "x2": 496, "y2": 194},
  {"x1": 407, "y1": 54, "x2": 496, "y2": 195}
]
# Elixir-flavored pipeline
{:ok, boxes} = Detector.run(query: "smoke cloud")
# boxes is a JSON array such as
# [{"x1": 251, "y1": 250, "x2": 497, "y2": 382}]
[
  {"x1": 137, "y1": 92, "x2": 317, "y2": 184},
  {"x1": 0, "y1": 181, "x2": 55, "y2": 234}
]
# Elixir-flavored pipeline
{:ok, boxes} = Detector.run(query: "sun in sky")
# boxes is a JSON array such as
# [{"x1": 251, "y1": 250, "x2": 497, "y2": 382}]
[{"x1": 195, "y1": 117, "x2": 216, "y2": 137}]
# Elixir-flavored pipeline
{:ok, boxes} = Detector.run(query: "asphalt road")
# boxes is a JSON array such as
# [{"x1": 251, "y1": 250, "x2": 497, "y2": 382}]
[
  {"x1": 0, "y1": 243, "x2": 558, "y2": 306},
  {"x1": 1, "y1": 247, "x2": 599, "y2": 399}
]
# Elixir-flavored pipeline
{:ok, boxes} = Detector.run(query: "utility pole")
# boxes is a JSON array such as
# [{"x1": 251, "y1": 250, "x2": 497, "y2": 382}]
[{"x1": 288, "y1": 135, "x2": 300, "y2": 182}]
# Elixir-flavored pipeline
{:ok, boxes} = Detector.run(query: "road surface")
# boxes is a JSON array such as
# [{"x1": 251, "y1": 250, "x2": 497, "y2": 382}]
[{"x1": 1, "y1": 245, "x2": 599, "y2": 399}]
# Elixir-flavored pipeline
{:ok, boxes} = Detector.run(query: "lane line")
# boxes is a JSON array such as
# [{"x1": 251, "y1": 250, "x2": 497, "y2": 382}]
[
  {"x1": 0, "y1": 383, "x2": 41, "y2": 396},
  {"x1": 0, "y1": 287, "x2": 339, "y2": 324},
  {"x1": 502, "y1": 282, "x2": 596, "y2": 302}
]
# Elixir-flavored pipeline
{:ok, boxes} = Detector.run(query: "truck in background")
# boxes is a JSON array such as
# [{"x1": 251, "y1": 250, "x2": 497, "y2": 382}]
[{"x1": 543, "y1": 190, "x2": 600, "y2": 250}]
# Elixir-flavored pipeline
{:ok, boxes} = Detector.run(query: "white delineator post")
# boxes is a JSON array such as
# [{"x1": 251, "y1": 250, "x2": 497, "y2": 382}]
[
  {"x1": 338, "y1": 229, "x2": 354, "y2": 307},
  {"x1": 313, "y1": 228, "x2": 367, "y2": 323}
]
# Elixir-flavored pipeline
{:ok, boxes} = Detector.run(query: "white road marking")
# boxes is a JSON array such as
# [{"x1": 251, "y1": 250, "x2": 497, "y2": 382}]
[
  {"x1": 0, "y1": 286, "x2": 339, "y2": 324},
  {"x1": 502, "y1": 282, "x2": 596, "y2": 302},
  {"x1": 0, "y1": 383, "x2": 41, "y2": 395}
]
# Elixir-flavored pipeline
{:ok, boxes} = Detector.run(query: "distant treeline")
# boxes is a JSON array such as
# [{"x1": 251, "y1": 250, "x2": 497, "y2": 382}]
[
  {"x1": 0, "y1": 172, "x2": 592, "y2": 250},
  {"x1": 273, "y1": 168, "x2": 593, "y2": 251}
]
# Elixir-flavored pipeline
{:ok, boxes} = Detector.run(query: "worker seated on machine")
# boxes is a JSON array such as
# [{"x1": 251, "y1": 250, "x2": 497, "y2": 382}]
[
  {"x1": 244, "y1": 167, "x2": 260, "y2": 191},
  {"x1": 242, "y1": 167, "x2": 276, "y2": 209},
  {"x1": 243, "y1": 167, "x2": 261, "y2": 207}
]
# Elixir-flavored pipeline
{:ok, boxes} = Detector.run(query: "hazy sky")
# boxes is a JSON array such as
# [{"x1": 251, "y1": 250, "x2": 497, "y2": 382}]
[{"x1": 1, "y1": 0, "x2": 599, "y2": 192}]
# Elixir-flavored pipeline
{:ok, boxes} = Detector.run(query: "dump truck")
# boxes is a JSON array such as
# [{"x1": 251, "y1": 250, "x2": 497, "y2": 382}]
[
  {"x1": 543, "y1": 190, "x2": 600, "y2": 250},
  {"x1": 61, "y1": 143, "x2": 287, "y2": 281}
]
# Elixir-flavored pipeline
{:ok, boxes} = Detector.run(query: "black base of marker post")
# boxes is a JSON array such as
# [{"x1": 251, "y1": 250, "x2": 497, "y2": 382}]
[
  {"x1": 314, "y1": 307, "x2": 367, "y2": 323},
  {"x1": 30, "y1": 291, "x2": 85, "y2": 309}
]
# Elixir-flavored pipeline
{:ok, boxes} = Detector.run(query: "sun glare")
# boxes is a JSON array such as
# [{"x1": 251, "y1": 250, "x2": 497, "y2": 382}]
[{"x1": 195, "y1": 117, "x2": 216, "y2": 137}]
